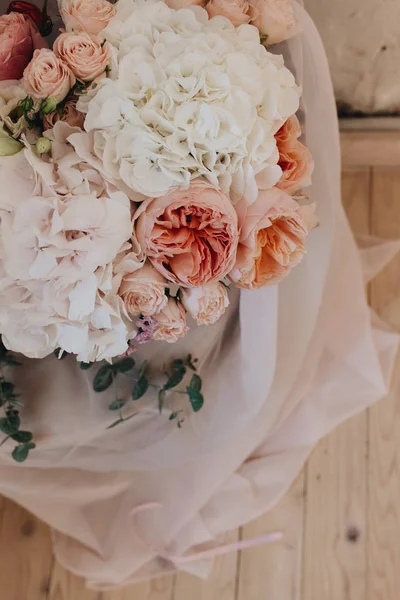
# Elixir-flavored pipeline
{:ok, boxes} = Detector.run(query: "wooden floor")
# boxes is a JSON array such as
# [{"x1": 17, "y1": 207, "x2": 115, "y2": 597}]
[{"x1": 2, "y1": 162, "x2": 400, "y2": 599}]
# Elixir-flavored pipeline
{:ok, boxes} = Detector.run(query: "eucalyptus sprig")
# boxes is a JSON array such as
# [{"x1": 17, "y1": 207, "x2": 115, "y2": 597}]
[{"x1": 0, "y1": 339, "x2": 35, "y2": 463}]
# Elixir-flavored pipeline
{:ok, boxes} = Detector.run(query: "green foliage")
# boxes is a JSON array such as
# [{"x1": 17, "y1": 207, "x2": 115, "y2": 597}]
[
  {"x1": 109, "y1": 399, "x2": 125, "y2": 411},
  {"x1": 132, "y1": 375, "x2": 149, "y2": 401},
  {"x1": 93, "y1": 365, "x2": 114, "y2": 393},
  {"x1": 12, "y1": 443, "x2": 36, "y2": 463}
]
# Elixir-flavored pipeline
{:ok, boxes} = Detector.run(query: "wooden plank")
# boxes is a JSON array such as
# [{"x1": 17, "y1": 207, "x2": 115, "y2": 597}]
[
  {"x1": 237, "y1": 474, "x2": 305, "y2": 600},
  {"x1": 341, "y1": 131, "x2": 400, "y2": 168},
  {"x1": 302, "y1": 171, "x2": 371, "y2": 600},
  {"x1": 0, "y1": 498, "x2": 53, "y2": 600},
  {"x1": 368, "y1": 168, "x2": 400, "y2": 600},
  {"x1": 48, "y1": 562, "x2": 100, "y2": 600},
  {"x1": 173, "y1": 530, "x2": 238, "y2": 600}
]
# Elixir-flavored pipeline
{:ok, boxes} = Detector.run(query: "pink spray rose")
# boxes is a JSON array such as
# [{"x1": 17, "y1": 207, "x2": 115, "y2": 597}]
[
  {"x1": 23, "y1": 48, "x2": 75, "y2": 102},
  {"x1": 119, "y1": 263, "x2": 169, "y2": 317},
  {"x1": 60, "y1": 0, "x2": 116, "y2": 35},
  {"x1": 134, "y1": 182, "x2": 239, "y2": 288},
  {"x1": 248, "y1": 0, "x2": 297, "y2": 44},
  {"x1": 0, "y1": 12, "x2": 46, "y2": 81},
  {"x1": 206, "y1": 0, "x2": 251, "y2": 27},
  {"x1": 229, "y1": 187, "x2": 308, "y2": 289},
  {"x1": 43, "y1": 96, "x2": 85, "y2": 130},
  {"x1": 152, "y1": 299, "x2": 188, "y2": 344},
  {"x1": 54, "y1": 32, "x2": 110, "y2": 82},
  {"x1": 275, "y1": 115, "x2": 314, "y2": 195}
]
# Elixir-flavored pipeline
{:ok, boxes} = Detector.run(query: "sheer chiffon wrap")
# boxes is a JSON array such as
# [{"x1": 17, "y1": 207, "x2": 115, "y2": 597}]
[{"x1": 0, "y1": 0, "x2": 397, "y2": 588}]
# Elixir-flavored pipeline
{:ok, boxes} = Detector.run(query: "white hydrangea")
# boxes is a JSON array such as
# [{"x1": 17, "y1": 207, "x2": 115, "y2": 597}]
[{"x1": 79, "y1": 0, "x2": 300, "y2": 203}]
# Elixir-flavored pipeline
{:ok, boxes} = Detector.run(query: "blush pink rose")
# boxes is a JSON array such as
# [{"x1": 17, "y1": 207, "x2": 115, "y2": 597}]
[
  {"x1": 164, "y1": 0, "x2": 206, "y2": 8},
  {"x1": 43, "y1": 96, "x2": 85, "y2": 130},
  {"x1": 181, "y1": 282, "x2": 229, "y2": 326},
  {"x1": 248, "y1": 0, "x2": 297, "y2": 44},
  {"x1": 54, "y1": 32, "x2": 110, "y2": 82},
  {"x1": 152, "y1": 299, "x2": 188, "y2": 344},
  {"x1": 60, "y1": 0, "x2": 116, "y2": 36},
  {"x1": 0, "y1": 12, "x2": 46, "y2": 81},
  {"x1": 119, "y1": 263, "x2": 169, "y2": 317},
  {"x1": 229, "y1": 187, "x2": 308, "y2": 289},
  {"x1": 134, "y1": 182, "x2": 239, "y2": 288},
  {"x1": 275, "y1": 115, "x2": 314, "y2": 195},
  {"x1": 23, "y1": 48, "x2": 75, "y2": 102},
  {"x1": 206, "y1": 0, "x2": 251, "y2": 26}
]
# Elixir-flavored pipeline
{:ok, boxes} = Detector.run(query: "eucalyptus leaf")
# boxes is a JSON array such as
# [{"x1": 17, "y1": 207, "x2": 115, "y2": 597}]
[
  {"x1": 169, "y1": 412, "x2": 177, "y2": 421},
  {"x1": 187, "y1": 387, "x2": 204, "y2": 413},
  {"x1": 11, "y1": 443, "x2": 35, "y2": 463},
  {"x1": 93, "y1": 365, "x2": 114, "y2": 393},
  {"x1": 80, "y1": 362, "x2": 93, "y2": 370},
  {"x1": 113, "y1": 357, "x2": 135, "y2": 373},
  {"x1": 132, "y1": 375, "x2": 148, "y2": 401},
  {"x1": 0, "y1": 414, "x2": 20, "y2": 435},
  {"x1": 189, "y1": 374, "x2": 202, "y2": 392},
  {"x1": 109, "y1": 399, "x2": 125, "y2": 411},
  {"x1": 106, "y1": 418, "x2": 124, "y2": 430},
  {"x1": 11, "y1": 431, "x2": 33, "y2": 444},
  {"x1": 164, "y1": 368, "x2": 185, "y2": 390}
]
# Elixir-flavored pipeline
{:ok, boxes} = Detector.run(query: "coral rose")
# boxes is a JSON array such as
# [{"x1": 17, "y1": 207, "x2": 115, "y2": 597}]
[
  {"x1": 181, "y1": 282, "x2": 229, "y2": 326},
  {"x1": 43, "y1": 96, "x2": 85, "y2": 130},
  {"x1": 152, "y1": 299, "x2": 188, "y2": 343},
  {"x1": 275, "y1": 115, "x2": 314, "y2": 195},
  {"x1": 134, "y1": 182, "x2": 239, "y2": 288},
  {"x1": 229, "y1": 187, "x2": 308, "y2": 288},
  {"x1": 164, "y1": 0, "x2": 206, "y2": 9},
  {"x1": 206, "y1": 0, "x2": 251, "y2": 27},
  {"x1": 23, "y1": 48, "x2": 75, "y2": 102},
  {"x1": 248, "y1": 0, "x2": 297, "y2": 45},
  {"x1": 54, "y1": 32, "x2": 110, "y2": 82},
  {"x1": 119, "y1": 263, "x2": 169, "y2": 317},
  {"x1": 0, "y1": 12, "x2": 46, "y2": 81},
  {"x1": 60, "y1": 0, "x2": 116, "y2": 35}
]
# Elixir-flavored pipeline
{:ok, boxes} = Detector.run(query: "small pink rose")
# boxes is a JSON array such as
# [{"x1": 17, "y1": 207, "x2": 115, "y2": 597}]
[
  {"x1": 60, "y1": 0, "x2": 116, "y2": 36},
  {"x1": 119, "y1": 263, "x2": 169, "y2": 317},
  {"x1": 248, "y1": 0, "x2": 297, "y2": 44},
  {"x1": 275, "y1": 115, "x2": 314, "y2": 195},
  {"x1": 43, "y1": 96, "x2": 85, "y2": 130},
  {"x1": 164, "y1": 0, "x2": 206, "y2": 8},
  {"x1": 152, "y1": 299, "x2": 188, "y2": 344},
  {"x1": 54, "y1": 32, "x2": 110, "y2": 82},
  {"x1": 134, "y1": 182, "x2": 239, "y2": 288},
  {"x1": 0, "y1": 12, "x2": 46, "y2": 81},
  {"x1": 23, "y1": 48, "x2": 75, "y2": 103},
  {"x1": 229, "y1": 187, "x2": 308, "y2": 289},
  {"x1": 206, "y1": 0, "x2": 251, "y2": 27},
  {"x1": 181, "y1": 282, "x2": 229, "y2": 326}
]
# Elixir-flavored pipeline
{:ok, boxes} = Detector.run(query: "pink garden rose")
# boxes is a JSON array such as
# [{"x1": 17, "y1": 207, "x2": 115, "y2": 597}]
[
  {"x1": 229, "y1": 187, "x2": 308, "y2": 289},
  {"x1": 134, "y1": 182, "x2": 239, "y2": 288},
  {"x1": 248, "y1": 0, "x2": 297, "y2": 44},
  {"x1": 206, "y1": 0, "x2": 251, "y2": 27},
  {"x1": 0, "y1": 12, "x2": 46, "y2": 81},
  {"x1": 60, "y1": 0, "x2": 116, "y2": 35},
  {"x1": 54, "y1": 32, "x2": 110, "y2": 82},
  {"x1": 275, "y1": 115, "x2": 314, "y2": 195},
  {"x1": 43, "y1": 96, "x2": 85, "y2": 130},
  {"x1": 164, "y1": 0, "x2": 206, "y2": 8},
  {"x1": 152, "y1": 299, "x2": 188, "y2": 343},
  {"x1": 181, "y1": 282, "x2": 229, "y2": 326},
  {"x1": 119, "y1": 263, "x2": 169, "y2": 317},
  {"x1": 23, "y1": 48, "x2": 75, "y2": 102}
]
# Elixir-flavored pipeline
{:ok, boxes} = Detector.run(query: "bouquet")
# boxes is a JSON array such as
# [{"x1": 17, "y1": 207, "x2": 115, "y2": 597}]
[{"x1": 0, "y1": 0, "x2": 315, "y2": 458}]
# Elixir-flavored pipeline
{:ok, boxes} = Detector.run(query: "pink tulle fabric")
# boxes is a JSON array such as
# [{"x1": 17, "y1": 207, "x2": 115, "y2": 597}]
[{"x1": 0, "y1": 0, "x2": 398, "y2": 589}]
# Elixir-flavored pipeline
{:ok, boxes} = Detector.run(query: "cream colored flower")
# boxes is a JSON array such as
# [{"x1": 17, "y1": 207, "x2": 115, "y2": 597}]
[
  {"x1": 152, "y1": 298, "x2": 188, "y2": 343},
  {"x1": 206, "y1": 0, "x2": 251, "y2": 27},
  {"x1": 181, "y1": 282, "x2": 229, "y2": 325},
  {"x1": 119, "y1": 263, "x2": 168, "y2": 317}
]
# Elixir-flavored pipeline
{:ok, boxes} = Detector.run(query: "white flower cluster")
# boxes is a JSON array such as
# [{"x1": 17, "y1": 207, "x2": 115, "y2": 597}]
[
  {"x1": 80, "y1": 0, "x2": 300, "y2": 202},
  {"x1": 0, "y1": 123, "x2": 140, "y2": 361}
]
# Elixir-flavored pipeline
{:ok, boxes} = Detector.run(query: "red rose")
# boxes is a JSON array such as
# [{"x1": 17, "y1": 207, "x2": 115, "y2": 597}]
[
  {"x1": 6, "y1": 1, "x2": 43, "y2": 27},
  {"x1": 0, "y1": 12, "x2": 46, "y2": 81}
]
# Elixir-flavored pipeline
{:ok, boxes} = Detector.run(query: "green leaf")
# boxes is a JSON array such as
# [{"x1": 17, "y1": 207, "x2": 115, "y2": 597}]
[
  {"x1": 54, "y1": 348, "x2": 68, "y2": 360},
  {"x1": 187, "y1": 387, "x2": 204, "y2": 413},
  {"x1": 109, "y1": 399, "x2": 125, "y2": 411},
  {"x1": 93, "y1": 365, "x2": 114, "y2": 393},
  {"x1": 132, "y1": 375, "x2": 148, "y2": 401},
  {"x1": 164, "y1": 368, "x2": 185, "y2": 390},
  {"x1": 0, "y1": 355, "x2": 21, "y2": 367},
  {"x1": 106, "y1": 418, "x2": 124, "y2": 429},
  {"x1": 185, "y1": 354, "x2": 197, "y2": 371},
  {"x1": 0, "y1": 415, "x2": 20, "y2": 435},
  {"x1": 169, "y1": 412, "x2": 177, "y2": 421},
  {"x1": 11, "y1": 443, "x2": 35, "y2": 463},
  {"x1": 11, "y1": 431, "x2": 33, "y2": 444},
  {"x1": 80, "y1": 362, "x2": 93, "y2": 370},
  {"x1": 189, "y1": 374, "x2": 202, "y2": 392},
  {"x1": 158, "y1": 389, "x2": 166, "y2": 414},
  {"x1": 112, "y1": 357, "x2": 135, "y2": 373}
]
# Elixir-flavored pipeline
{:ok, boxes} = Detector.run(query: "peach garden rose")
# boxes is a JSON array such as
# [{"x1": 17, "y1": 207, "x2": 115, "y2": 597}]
[
  {"x1": 60, "y1": 0, "x2": 116, "y2": 35},
  {"x1": 54, "y1": 32, "x2": 110, "y2": 82},
  {"x1": 206, "y1": 0, "x2": 251, "y2": 27},
  {"x1": 181, "y1": 282, "x2": 229, "y2": 326},
  {"x1": 152, "y1": 298, "x2": 188, "y2": 343},
  {"x1": 275, "y1": 115, "x2": 314, "y2": 195},
  {"x1": 134, "y1": 182, "x2": 239, "y2": 288},
  {"x1": 248, "y1": 0, "x2": 297, "y2": 45},
  {"x1": 23, "y1": 48, "x2": 75, "y2": 103},
  {"x1": 229, "y1": 187, "x2": 308, "y2": 289},
  {"x1": 119, "y1": 263, "x2": 169, "y2": 317}
]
